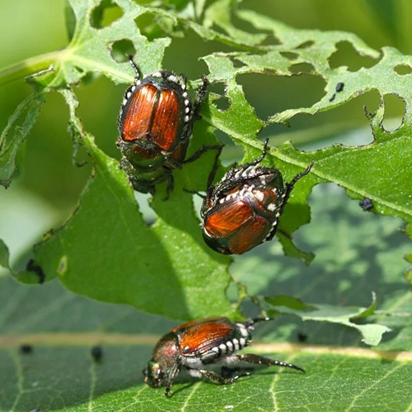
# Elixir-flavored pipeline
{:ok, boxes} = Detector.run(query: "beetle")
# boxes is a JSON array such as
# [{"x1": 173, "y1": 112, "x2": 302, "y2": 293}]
[
  {"x1": 143, "y1": 317, "x2": 304, "y2": 396},
  {"x1": 200, "y1": 139, "x2": 313, "y2": 254},
  {"x1": 117, "y1": 58, "x2": 214, "y2": 195}
]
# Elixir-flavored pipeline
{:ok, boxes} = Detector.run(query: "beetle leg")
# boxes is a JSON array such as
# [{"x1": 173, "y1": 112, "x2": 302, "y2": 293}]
[
  {"x1": 221, "y1": 365, "x2": 253, "y2": 379},
  {"x1": 198, "y1": 369, "x2": 240, "y2": 385},
  {"x1": 193, "y1": 75, "x2": 210, "y2": 119},
  {"x1": 184, "y1": 144, "x2": 223, "y2": 189},
  {"x1": 237, "y1": 353, "x2": 305, "y2": 373},
  {"x1": 183, "y1": 189, "x2": 207, "y2": 199},
  {"x1": 284, "y1": 162, "x2": 314, "y2": 199},
  {"x1": 237, "y1": 138, "x2": 270, "y2": 171},
  {"x1": 244, "y1": 316, "x2": 272, "y2": 329},
  {"x1": 163, "y1": 175, "x2": 175, "y2": 201},
  {"x1": 164, "y1": 360, "x2": 182, "y2": 397},
  {"x1": 127, "y1": 55, "x2": 142, "y2": 81},
  {"x1": 183, "y1": 144, "x2": 223, "y2": 165}
]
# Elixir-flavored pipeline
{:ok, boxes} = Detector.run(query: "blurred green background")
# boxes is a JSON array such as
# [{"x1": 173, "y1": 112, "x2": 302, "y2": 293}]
[{"x1": 0, "y1": 0, "x2": 410, "y2": 268}]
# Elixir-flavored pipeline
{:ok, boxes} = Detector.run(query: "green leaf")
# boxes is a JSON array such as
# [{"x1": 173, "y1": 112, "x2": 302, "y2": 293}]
[
  {"x1": 1, "y1": 273, "x2": 412, "y2": 411},
  {"x1": 263, "y1": 292, "x2": 390, "y2": 346},
  {"x1": 64, "y1": 0, "x2": 76, "y2": 41},
  {"x1": 203, "y1": 0, "x2": 266, "y2": 45},
  {"x1": 0, "y1": 93, "x2": 45, "y2": 187}
]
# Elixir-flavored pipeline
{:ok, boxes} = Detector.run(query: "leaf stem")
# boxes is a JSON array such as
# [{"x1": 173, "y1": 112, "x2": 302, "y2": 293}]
[{"x1": 0, "y1": 51, "x2": 64, "y2": 87}]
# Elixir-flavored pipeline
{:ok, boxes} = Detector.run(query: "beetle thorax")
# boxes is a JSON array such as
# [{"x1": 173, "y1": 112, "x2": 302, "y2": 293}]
[{"x1": 152, "y1": 332, "x2": 181, "y2": 370}]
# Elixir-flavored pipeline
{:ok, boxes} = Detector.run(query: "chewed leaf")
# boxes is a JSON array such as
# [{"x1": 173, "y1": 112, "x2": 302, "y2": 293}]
[
  {"x1": 13, "y1": 89, "x2": 235, "y2": 321},
  {"x1": 263, "y1": 293, "x2": 390, "y2": 346},
  {"x1": 0, "y1": 93, "x2": 45, "y2": 188}
]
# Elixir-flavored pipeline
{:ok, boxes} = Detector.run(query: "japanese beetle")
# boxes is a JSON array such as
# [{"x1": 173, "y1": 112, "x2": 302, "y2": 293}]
[
  {"x1": 201, "y1": 140, "x2": 313, "y2": 254},
  {"x1": 143, "y1": 317, "x2": 304, "y2": 396},
  {"x1": 117, "y1": 58, "x2": 211, "y2": 195}
]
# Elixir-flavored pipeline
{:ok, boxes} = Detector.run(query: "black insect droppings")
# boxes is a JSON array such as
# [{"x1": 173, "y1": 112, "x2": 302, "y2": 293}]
[
  {"x1": 91, "y1": 345, "x2": 103, "y2": 362},
  {"x1": 20, "y1": 344, "x2": 33, "y2": 354},
  {"x1": 329, "y1": 93, "x2": 336, "y2": 102},
  {"x1": 359, "y1": 197, "x2": 374, "y2": 211},
  {"x1": 26, "y1": 259, "x2": 45, "y2": 284},
  {"x1": 336, "y1": 82, "x2": 344, "y2": 92}
]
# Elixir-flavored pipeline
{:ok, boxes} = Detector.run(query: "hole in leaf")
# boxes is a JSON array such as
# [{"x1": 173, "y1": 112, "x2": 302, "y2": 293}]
[
  {"x1": 232, "y1": 58, "x2": 246, "y2": 68},
  {"x1": 280, "y1": 52, "x2": 298, "y2": 61},
  {"x1": 208, "y1": 82, "x2": 226, "y2": 96},
  {"x1": 163, "y1": 30, "x2": 234, "y2": 79},
  {"x1": 134, "y1": 192, "x2": 156, "y2": 225},
  {"x1": 290, "y1": 89, "x2": 381, "y2": 150},
  {"x1": 231, "y1": 14, "x2": 277, "y2": 45},
  {"x1": 296, "y1": 40, "x2": 314, "y2": 49},
  {"x1": 76, "y1": 76, "x2": 122, "y2": 158},
  {"x1": 289, "y1": 63, "x2": 315, "y2": 74},
  {"x1": 208, "y1": 83, "x2": 229, "y2": 111},
  {"x1": 111, "y1": 39, "x2": 136, "y2": 63},
  {"x1": 135, "y1": 12, "x2": 180, "y2": 41},
  {"x1": 329, "y1": 41, "x2": 378, "y2": 71},
  {"x1": 90, "y1": 0, "x2": 124, "y2": 29},
  {"x1": 394, "y1": 64, "x2": 412, "y2": 75},
  {"x1": 237, "y1": 73, "x2": 326, "y2": 121},
  {"x1": 23, "y1": 93, "x2": 92, "y2": 207},
  {"x1": 213, "y1": 97, "x2": 230, "y2": 111},
  {"x1": 259, "y1": 35, "x2": 281, "y2": 46},
  {"x1": 257, "y1": 90, "x2": 381, "y2": 148},
  {"x1": 382, "y1": 93, "x2": 405, "y2": 132}
]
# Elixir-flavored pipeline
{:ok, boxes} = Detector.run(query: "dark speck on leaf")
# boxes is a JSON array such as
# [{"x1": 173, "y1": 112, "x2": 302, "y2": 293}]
[
  {"x1": 359, "y1": 197, "x2": 374, "y2": 211},
  {"x1": 336, "y1": 82, "x2": 344, "y2": 92},
  {"x1": 329, "y1": 93, "x2": 336, "y2": 102},
  {"x1": 297, "y1": 333, "x2": 308, "y2": 343},
  {"x1": 91, "y1": 345, "x2": 103, "y2": 362},
  {"x1": 20, "y1": 344, "x2": 33, "y2": 354}
]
